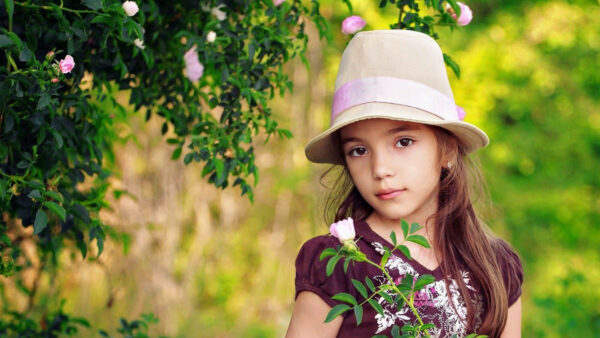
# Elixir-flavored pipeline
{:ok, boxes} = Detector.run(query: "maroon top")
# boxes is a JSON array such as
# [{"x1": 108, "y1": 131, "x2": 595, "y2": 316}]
[{"x1": 294, "y1": 220, "x2": 523, "y2": 337}]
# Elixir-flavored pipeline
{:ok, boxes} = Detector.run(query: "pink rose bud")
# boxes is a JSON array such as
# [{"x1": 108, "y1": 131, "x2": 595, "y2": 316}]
[
  {"x1": 273, "y1": 0, "x2": 285, "y2": 6},
  {"x1": 449, "y1": 2, "x2": 473, "y2": 26},
  {"x1": 58, "y1": 55, "x2": 75, "y2": 74},
  {"x1": 330, "y1": 217, "x2": 356, "y2": 242},
  {"x1": 183, "y1": 46, "x2": 204, "y2": 82},
  {"x1": 122, "y1": 1, "x2": 139, "y2": 17},
  {"x1": 341, "y1": 15, "x2": 366, "y2": 35},
  {"x1": 456, "y1": 105, "x2": 466, "y2": 121},
  {"x1": 46, "y1": 51, "x2": 55, "y2": 60},
  {"x1": 51, "y1": 78, "x2": 59, "y2": 83}
]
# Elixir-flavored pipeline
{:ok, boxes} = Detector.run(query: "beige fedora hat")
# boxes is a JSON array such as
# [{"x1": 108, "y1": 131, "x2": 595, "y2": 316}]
[{"x1": 305, "y1": 29, "x2": 489, "y2": 164}]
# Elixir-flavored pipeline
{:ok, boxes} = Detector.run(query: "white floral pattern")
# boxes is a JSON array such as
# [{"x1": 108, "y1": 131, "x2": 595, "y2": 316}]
[{"x1": 370, "y1": 241, "x2": 482, "y2": 337}]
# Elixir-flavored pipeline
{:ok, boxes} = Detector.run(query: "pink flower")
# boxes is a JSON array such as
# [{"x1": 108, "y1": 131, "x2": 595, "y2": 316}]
[
  {"x1": 341, "y1": 15, "x2": 366, "y2": 35},
  {"x1": 183, "y1": 46, "x2": 204, "y2": 82},
  {"x1": 449, "y1": 2, "x2": 472, "y2": 26},
  {"x1": 51, "y1": 78, "x2": 59, "y2": 83},
  {"x1": 273, "y1": 0, "x2": 285, "y2": 6},
  {"x1": 58, "y1": 55, "x2": 75, "y2": 74},
  {"x1": 330, "y1": 217, "x2": 355, "y2": 242},
  {"x1": 456, "y1": 105, "x2": 466, "y2": 121}
]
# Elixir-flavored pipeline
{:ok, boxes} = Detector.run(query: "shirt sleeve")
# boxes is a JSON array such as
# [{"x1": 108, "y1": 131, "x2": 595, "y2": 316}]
[
  {"x1": 494, "y1": 239, "x2": 524, "y2": 307},
  {"x1": 295, "y1": 235, "x2": 355, "y2": 311}
]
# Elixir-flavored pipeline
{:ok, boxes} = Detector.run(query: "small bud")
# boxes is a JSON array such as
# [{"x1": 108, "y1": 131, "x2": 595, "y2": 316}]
[
  {"x1": 46, "y1": 51, "x2": 55, "y2": 60},
  {"x1": 51, "y1": 78, "x2": 59, "y2": 83},
  {"x1": 341, "y1": 16, "x2": 367, "y2": 35}
]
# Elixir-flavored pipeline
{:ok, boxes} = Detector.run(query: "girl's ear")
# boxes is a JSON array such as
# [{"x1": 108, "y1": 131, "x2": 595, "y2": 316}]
[{"x1": 441, "y1": 136, "x2": 459, "y2": 169}]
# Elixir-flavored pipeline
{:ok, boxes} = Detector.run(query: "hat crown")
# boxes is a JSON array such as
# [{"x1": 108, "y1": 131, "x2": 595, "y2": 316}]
[{"x1": 334, "y1": 30, "x2": 455, "y2": 102}]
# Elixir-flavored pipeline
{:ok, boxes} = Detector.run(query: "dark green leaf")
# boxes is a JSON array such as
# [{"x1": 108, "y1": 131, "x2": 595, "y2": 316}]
[
  {"x1": 44, "y1": 201, "x2": 66, "y2": 221},
  {"x1": 45, "y1": 190, "x2": 63, "y2": 202},
  {"x1": 171, "y1": 146, "x2": 182, "y2": 160},
  {"x1": 380, "y1": 291, "x2": 394, "y2": 305},
  {"x1": 5, "y1": 0, "x2": 14, "y2": 20},
  {"x1": 19, "y1": 46, "x2": 32, "y2": 63},
  {"x1": 83, "y1": 0, "x2": 103, "y2": 10},
  {"x1": 33, "y1": 209, "x2": 48, "y2": 234},
  {"x1": 0, "y1": 34, "x2": 13, "y2": 48},
  {"x1": 391, "y1": 325, "x2": 401, "y2": 338},
  {"x1": 50, "y1": 129, "x2": 64, "y2": 149},
  {"x1": 406, "y1": 235, "x2": 430, "y2": 248},
  {"x1": 324, "y1": 304, "x2": 350, "y2": 323},
  {"x1": 443, "y1": 53, "x2": 461, "y2": 78},
  {"x1": 37, "y1": 93, "x2": 51, "y2": 110},
  {"x1": 331, "y1": 292, "x2": 357, "y2": 305},
  {"x1": 351, "y1": 279, "x2": 368, "y2": 298},
  {"x1": 28, "y1": 189, "x2": 42, "y2": 200}
]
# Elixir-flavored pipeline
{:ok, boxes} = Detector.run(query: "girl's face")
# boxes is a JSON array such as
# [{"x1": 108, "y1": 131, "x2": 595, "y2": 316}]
[{"x1": 340, "y1": 119, "x2": 443, "y2": 226}]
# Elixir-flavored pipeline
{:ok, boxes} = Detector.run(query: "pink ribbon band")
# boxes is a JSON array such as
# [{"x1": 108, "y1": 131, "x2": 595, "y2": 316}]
[{"x1": 331, "y1": 76, "x2": 460, "y2": 125}]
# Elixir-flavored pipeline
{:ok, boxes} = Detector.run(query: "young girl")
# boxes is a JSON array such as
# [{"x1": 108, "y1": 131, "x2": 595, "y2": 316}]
[{"x1": 286, "y1": 30, "x2": 523, "y2": 337}]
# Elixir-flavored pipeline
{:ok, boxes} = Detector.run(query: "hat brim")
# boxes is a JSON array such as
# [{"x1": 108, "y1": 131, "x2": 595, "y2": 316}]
[{"x1": 305, "y1": 102, "x2": 489, "y2": 164}]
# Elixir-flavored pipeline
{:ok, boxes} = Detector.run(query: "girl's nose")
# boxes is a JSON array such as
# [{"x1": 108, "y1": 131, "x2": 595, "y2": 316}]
[{"x1": 371, "y1": 149, "x2": 394, "y2": 179}]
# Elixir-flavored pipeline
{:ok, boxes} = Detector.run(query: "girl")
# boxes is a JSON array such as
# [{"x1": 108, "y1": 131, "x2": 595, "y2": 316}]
[{"x1": 286, "y1": 30, "x2": 523, "y2": 337}]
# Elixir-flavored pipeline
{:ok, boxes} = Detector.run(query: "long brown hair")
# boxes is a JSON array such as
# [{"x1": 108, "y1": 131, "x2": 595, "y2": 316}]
[{"x1": 320, "y1": 126, "x2": 520, "y2": 336}]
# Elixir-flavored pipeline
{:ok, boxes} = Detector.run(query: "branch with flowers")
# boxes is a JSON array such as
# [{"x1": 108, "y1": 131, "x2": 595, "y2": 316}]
[{"x1": 322, "y1": 218, "x2": 488, "y2": 338}]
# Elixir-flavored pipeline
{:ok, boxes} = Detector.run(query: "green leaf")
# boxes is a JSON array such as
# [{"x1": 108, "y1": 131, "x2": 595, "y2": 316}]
[
  {"x1": 409, "y1": 222, "x2": 422, "y2": 234},
  {"x1": 214, "y1": 158, "x2": 224, "y2": 180},
  {"x1": 391, "y1": 325, "x2": 401, "y2": 338},
  {"x1": 5, "y1": 0, "x2": 14, "y2": 20},
  {"x1": 0, "y1": 234, "x2": 11, "y2": 246},
  {"x1": 331, "y1": 292, "x2": 357, "y2": 305},
  {"x1": 45, "y1": 190, "x2": 63, "y2": 202},
  {"x1": 343, "y1": 257, "x2": 351, "y2": 274},
  {"x1": 406, "y1": 235, "x2": 430, "y2": 248},
  {"x1": 381, "y1": 248, "x2": 390, "y2": 268},
  {"x1": 50, "y1": 128, "x2": 64, "y2": 149},
  {"x1": 365, "y1": 276, "x2": 376, "y2": 292},
  {"x1": 380, "y1": 291, "x2": 394, "y2": 305},
  {"x1": 367, "y1": 299, "x2": 384, "y2": 315},
  {"x1": 414, "y1": 274, "x2": 436, "y2": 291},
  {"x1": 27, "y1": 189, "x2": 42, "y2": 200},
  {"x1": 398, "y1": 244, "x2": 412, "y2": 260},
  {"x1": 324, "y1": 304, "x2": 350, "y2": 323},
  {"x1": 44, "y1": 201, "x2": 66, "y2": 221},
  {"x1": 33, "y1": 209, "x2": 48, "y2": 234},
  {"x1": 401, "y1": 219, "x2": 409, "y2": 239},
  {"x1": 83, "y1": 0, "x2": 103, "y2": 10},
  {"x1": 171, "y1": 146, "x2": 182, "y2": 160},
  {"x1": 443, "y1": 53, "x2": 461, "y2": 79},
  {"x1": 351, "y1": 279, "x2": 368, "y2": 298},
  {"x1": 354, "y1": 304, "x2": 363, "y2": 326},
  {"x1": 0, "y1": 34, "x2": 13, "y2": 48},
  {"x1": 319, "y1": 247, "x2": 337, "y2": 261},
  {"x1": 37, "y1": 93, "x2": 51, "y2": 110},
  {"x1": 390, "y1": 231, "x2": 397, "y2": 246},
  {"x1": 326, "y1": 255, "x2": 342, "y2": 277}
]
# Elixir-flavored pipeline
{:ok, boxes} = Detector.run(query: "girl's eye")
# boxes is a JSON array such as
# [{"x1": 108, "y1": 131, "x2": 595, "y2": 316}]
[
  {"x1": 396, "y1": 138, "x2": 413, "y2": 148},
  {"x1": 348, "y1": 147, "x2": 367, "y2": 157}
]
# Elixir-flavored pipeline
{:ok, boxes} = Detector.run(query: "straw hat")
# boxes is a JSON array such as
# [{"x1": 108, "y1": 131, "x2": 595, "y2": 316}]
[{"x1": 304, "y1": 29, "x2": 489, "y2": 164}]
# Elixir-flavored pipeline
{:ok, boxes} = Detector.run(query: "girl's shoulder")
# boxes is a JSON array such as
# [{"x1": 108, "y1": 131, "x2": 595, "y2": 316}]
[{"x1": 490, "y1": 237, "x2": 524, "y2": 306}]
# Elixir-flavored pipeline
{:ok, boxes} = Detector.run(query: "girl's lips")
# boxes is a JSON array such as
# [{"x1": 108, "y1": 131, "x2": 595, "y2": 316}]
[{"x1": 376, "y1": 189, "x2": 405, "y2": 200}]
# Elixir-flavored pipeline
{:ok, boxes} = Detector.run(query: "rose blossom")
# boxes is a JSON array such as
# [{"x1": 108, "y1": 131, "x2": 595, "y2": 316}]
[
  {"x1": 456, "y1": 105, "x2": 466, "y2": 121},
  {"x1": 273, "y1": 0, "x2": 285, "y2": 6},
  {"x1": 134, "y1": 38, "x2": 145, "y2": 49},
  {"x1": 206, "y1": 31, "x2": 217, "y2": 43},
  {"x1": 122, "y1": 1, "x2": 139, "y2": 16},
  {"x1": 211, "y1": 5, "x2": 227, "y2": 21},
  {"x1": 341, "y1": 15, "x2": 366, "y2": 35},
  {"x1": 183, "y1": 46, "x2": 204, "y2": 82},
  {"x1": 330, "y1": 217, "x2": 356, "y2": 242},
  {"x1": 448, "y1": 2, "x2": 473, "y2": 26},
  {"x1": 58, "y1": 55, "x2": 75, "y2": 74}
]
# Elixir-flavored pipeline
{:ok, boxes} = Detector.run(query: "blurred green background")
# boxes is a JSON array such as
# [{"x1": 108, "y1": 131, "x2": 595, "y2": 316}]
[{"x1": 8, "y1": 0, "x2": 600, "y2": 336}]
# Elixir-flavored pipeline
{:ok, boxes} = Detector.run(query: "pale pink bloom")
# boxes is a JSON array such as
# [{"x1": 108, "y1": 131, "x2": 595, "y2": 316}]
[
  {"x1": 58, "y1": 55, "x2": 75, "y2": 74},
  {"x1": 184, "y1": 46, "x2": 204, "y2": 82},
  {"x1": 330, "y1": 217, "x2": 355, "y2": 242},
  {"x1": 456, "y1": 105, "x2": 466, "y2": 121},
  {"x1": 206, "y1": 31, "x2": 216, "y2": 43},
  {"x1": 273, "y1": 0, "x2": 285, "y2": 6},
  {"x1": 341, "y1": 15, "x2": 366, "y2": 35},
  {"x1": 51, "y1": 78, "x2": 59, "y2": 83},
  {"x1": 449, "y1": 2, "x2": 473, "y2": 26},
  {"x1": 134, "y1": 38, "x2": 145, "y2": 49},
  {"x1": 211, "y1": 5, "x2": 227, "y2": 21},
  {"x1": 122, "y1": 1, "x2": 139, "y2": 16}
]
